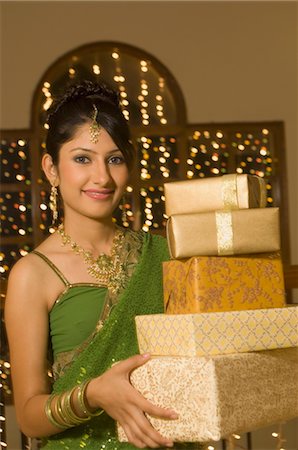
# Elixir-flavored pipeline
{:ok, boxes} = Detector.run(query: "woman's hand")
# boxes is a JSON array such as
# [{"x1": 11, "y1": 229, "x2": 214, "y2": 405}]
[{"x1": 86, "y1": 354, "x2": 178, "y2": 448}]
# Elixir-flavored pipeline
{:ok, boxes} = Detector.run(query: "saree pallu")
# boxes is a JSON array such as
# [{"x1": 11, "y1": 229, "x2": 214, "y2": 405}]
[{"x1": 42, "y1": 232, "x2": 176, "y2": 450}]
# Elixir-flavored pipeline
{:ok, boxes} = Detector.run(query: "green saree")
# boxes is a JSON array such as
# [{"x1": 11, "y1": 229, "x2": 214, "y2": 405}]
[{"x1": 41, "y1": 231, "x2": 170, "y2": 450}]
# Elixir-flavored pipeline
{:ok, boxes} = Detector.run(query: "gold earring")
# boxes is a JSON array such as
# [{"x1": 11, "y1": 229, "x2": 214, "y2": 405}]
[{"x1": 49, "y1": 185, "x2": 58, "y2": 225}]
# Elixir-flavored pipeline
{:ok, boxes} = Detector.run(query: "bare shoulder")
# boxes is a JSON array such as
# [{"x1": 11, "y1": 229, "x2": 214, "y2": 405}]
[
  {"x1": 7, "y1": 251, "x2": 47, "y2": 290},
  {"x1": 5, "y1": 252, "x2": 48, "y2": 310},
  {"x1": 5, "y1": 233, "x2": 64, "y2": 312}
]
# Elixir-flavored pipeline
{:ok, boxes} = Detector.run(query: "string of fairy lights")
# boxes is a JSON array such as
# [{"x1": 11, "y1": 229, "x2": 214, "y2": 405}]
[
  {"x1": 0, "y1": 47, "x2": 290, "y2": 449},
  {"x1": 205, "y1": 429, "x2": 288, "y2": 450},
  {"x1": 112, "y1": 51, "x2": 130, "y2": 122},
  {"x1": 187, "y1": 128, "x2": 272, "y2": 189}
]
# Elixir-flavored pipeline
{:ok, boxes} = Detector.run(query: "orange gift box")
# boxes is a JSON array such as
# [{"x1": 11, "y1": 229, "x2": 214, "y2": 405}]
[{"x1": 163, "y1": 254, "x2": 285, "y2": 314}]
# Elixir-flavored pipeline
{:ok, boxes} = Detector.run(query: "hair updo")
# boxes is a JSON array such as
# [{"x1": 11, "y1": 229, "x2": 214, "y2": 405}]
[{"x1": 46, "y1": 80, "x2": 136, "y2": 170}]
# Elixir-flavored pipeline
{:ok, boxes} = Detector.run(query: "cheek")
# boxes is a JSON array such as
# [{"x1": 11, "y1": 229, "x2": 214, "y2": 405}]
[
  {"x1": 57, "y1": 167, "x2": 85, "y2": 199},
  {"x1": 118, "y1": 166, "x2": 130, "y2": 186},
  {"x1": 110, "y1": 165, "x2": 129, "y2": 189},
  {"x1": 58, "y1": 163, "x2": 86, "y2": 184}
]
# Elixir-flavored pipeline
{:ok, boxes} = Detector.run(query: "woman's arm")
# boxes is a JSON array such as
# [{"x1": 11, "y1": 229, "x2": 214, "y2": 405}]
[{"x1": 4, "y1": 256, "x2": 65, "y2": 437}]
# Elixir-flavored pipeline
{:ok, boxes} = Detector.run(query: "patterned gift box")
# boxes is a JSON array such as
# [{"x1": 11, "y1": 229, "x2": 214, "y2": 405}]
[
  {"x1": 167, "y1": 207, "x2": 280, "y2": 259},
  {"x1": 163, "y1": 254, "x2": 285, "y2": 314},
  {"x1": 118, "y1": 348, "x2": 298, "y2": 443},
  {"x1": 164, "y1": 173, "x2": 267, "y2": 216},
  {"x1": 135, "y1": 307, "x2": 298, "y2": 356}
]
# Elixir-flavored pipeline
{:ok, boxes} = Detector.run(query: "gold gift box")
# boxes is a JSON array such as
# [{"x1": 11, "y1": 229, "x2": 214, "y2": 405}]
[
  {"x1": 118, "y1": 348, "x2": 298, "y2": 443},
  {"x1": 135, "y1": 307, "x2": 298, "y2": 356},
  {"x1": 163, "y1": 254, "x2": 285, "y2": 314},
  {"x1": 164, "y1": 174, "x2": 267, "y2": 216},
  {"x1": 167, "y1": 207, "x2": 280, "y2": 258}
]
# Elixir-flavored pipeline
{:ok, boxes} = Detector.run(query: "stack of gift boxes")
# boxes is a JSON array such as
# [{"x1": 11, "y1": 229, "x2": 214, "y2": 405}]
[{"x1": 118, "y1": 174, "x2": 298, "y2": 444}]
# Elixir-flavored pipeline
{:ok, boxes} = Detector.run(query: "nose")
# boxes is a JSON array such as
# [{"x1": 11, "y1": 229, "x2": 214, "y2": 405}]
[{"x1": 92, "y1": 159, "x2": 113, "y2": 186}]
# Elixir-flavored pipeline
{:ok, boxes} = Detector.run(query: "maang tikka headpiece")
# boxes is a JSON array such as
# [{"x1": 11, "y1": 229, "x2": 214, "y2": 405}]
[{"x1": 89, "y1": 104, "x2": 101, "y2": 144}]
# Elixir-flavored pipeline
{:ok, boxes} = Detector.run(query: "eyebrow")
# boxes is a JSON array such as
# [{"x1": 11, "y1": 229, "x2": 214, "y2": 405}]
[{"x1": 70, "y1": 147, "x2": 121, "y2": 154}]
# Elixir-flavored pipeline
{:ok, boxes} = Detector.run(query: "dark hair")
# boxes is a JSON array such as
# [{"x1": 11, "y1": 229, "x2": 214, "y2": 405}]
[{"x1": 46, "y1": 80, "x2": 136, "y2": 170}]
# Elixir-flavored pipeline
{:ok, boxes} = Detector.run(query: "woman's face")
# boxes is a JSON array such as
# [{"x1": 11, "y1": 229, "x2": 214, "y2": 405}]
[{"x1": 53, "y1": 123, "x2": 129, "y2": 222}]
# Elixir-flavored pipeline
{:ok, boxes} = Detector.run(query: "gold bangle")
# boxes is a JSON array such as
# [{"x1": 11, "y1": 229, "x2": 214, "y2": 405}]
[
  {"x1": 77, "y1": 379, "x2": 104, "y2": 418},
  {"x1": 45, "y1": 383, "x2": 104, "y2": 431},
  {"x1": 56, "y1": 391, "x2": 76, "y2": 427},
  {"x1": 45, "y1": 395, "x2": 69, "y2": 430},
  {"x1": 64, "y1": 386, "x2": 89, "y2": 424}
]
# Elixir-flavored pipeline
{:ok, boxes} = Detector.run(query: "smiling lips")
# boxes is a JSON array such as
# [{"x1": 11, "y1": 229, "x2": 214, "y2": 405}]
[{"x1": 83, "y1": 189, "x2": 114, "y2": 200}]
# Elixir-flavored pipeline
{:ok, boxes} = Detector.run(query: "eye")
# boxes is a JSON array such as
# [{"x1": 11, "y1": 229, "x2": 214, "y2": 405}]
[
  {"x1": 108, "y1": 154, "x2": 125, "y2": 165},
  {"x1": 74, "y1": 155, "x2": 90, "y2": 164}
]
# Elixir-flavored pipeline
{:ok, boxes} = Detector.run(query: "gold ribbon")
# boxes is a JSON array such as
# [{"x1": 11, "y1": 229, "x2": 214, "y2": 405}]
[
  {"x1": 215, "y1": 211, "x2": 234, "y2": 255},
  {"x1": 221, "y1": 174, "x2": 238, "y2": 209},
  {"x1": 258, "y1": 177, "x2": 267, "y2": 208}
]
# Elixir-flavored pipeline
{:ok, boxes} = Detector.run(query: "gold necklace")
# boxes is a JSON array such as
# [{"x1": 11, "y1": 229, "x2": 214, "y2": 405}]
[{"x1": 57, "y1": 224, "x2": 126, "y2": 294}]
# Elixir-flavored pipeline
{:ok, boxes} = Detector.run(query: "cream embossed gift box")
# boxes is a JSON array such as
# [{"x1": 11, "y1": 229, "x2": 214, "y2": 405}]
[{"x1": 117, "y1": 348, "x2": 298, "y2": 443}]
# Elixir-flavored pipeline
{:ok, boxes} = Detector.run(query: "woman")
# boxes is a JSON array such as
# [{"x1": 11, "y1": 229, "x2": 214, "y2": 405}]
[{"x1": 5, "y1": 80, "x2": 178, "y2": 449}]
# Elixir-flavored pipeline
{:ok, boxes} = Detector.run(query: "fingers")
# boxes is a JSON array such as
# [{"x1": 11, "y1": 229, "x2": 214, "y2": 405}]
[
  {"x1": 124, "y1": 425, "x2": 163, "y2": 449},
  {"x1": 115, "y1": 353, "x2": 151, "y2": 375},
  {"x1": 118, "y1": 390, "x2": 178, "y2": 448},
  {"x1": 133, "y1": 389, "x2": 179, "y2": 421},
  {"x1": 122, "y1": 409, "x2": 174, "y2": 449},
  {"x1": 147, "y1": 404, "x2": 178, "y2": 420}
]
